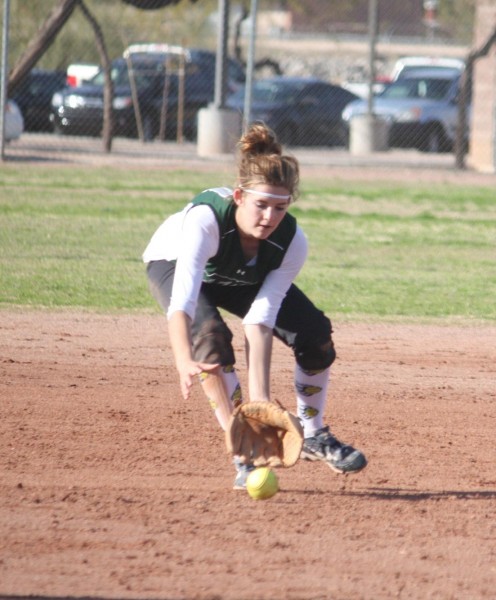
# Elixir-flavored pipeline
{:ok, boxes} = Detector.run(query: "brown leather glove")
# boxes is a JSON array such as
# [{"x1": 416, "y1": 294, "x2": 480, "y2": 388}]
[{"x1": 226, "y1": 401, "x2": 303, "y2": 468}]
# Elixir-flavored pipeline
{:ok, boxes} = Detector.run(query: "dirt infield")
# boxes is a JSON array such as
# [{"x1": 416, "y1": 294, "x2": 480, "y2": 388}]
[{"x1": 1, "y1": 309, "x2": 495, "y2": 600}]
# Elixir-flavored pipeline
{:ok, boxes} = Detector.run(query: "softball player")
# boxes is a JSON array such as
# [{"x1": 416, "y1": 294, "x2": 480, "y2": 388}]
[{"x1": 143, "y1": 122, "x2": 367, "y2": 489}]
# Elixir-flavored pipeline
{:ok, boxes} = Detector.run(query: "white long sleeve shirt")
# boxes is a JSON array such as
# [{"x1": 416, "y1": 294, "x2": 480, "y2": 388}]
[{"x1": 143, "y1": 191, "x2": 308, "y2": 329}]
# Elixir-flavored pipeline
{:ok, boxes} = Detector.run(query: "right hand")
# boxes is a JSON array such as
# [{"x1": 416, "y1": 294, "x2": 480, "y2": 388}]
[{"x1": 176, "y1": 359, "x2": 219, "y2": 400}]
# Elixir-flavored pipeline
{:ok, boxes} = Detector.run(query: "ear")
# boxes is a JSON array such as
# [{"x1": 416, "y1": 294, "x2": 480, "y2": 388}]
[{"x1": 232, "y1": 187, "x2": 243, "y2": 206}]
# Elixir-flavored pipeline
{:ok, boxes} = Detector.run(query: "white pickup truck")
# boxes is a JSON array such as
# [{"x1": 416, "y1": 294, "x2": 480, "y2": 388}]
[{"x1": 66, "y1": 63, "x2": 99, "y2": 87}]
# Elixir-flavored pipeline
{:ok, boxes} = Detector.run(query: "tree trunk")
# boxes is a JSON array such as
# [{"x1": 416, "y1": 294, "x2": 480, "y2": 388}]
[
  {"x1": 8, "y1": 0, "x2": 80, "y2": 95},
  {"x1": 78, "y1": 1, "x2": 114, "y2": 153}
]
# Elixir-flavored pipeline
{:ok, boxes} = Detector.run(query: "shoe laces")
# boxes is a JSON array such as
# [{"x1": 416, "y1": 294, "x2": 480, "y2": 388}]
[
  {"x1": 312, "y1": 427, "x2": 357, "y2": 460},
  {"x1": 314, "y1": 426, "x2": 342, "y2": 449}
]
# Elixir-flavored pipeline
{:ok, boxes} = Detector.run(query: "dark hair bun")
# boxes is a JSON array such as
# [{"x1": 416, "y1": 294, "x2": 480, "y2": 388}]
[
  {"x1": 238, "y1": 122, "x2": 282, "y2": 157},
  {"x1": 236, "y1": 121, "x2": 299, "y2": 200}
]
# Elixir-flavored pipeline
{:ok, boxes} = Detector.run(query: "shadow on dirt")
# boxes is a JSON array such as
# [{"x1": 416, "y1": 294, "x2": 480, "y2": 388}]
[
  {"x1": 286, "y1": 487, "x2": 496, "y2": 501},
  {"x1": 343, "y1": 487, "x2": 496, "y2": 501}
]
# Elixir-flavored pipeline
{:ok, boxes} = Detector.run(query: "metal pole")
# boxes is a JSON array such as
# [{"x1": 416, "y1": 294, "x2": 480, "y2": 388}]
[
  {"x1": 0, "y1": 0, "x2": 11, "y2": 161},
  {"x1": 177, "y1": 50, "x2": 185, "y2": 143},
  {"x1": 367, "y1": 0, "x2": 378, "y2": 116},
  {"x1": 125, "y1": 53, "x2": 144, "y2": 142},
  {"x1": 243, "y1": 0, "x2": 258, "y2": 132},
  {"x1": 214, "y1": 0, "x2": 229, "y2": 109}
]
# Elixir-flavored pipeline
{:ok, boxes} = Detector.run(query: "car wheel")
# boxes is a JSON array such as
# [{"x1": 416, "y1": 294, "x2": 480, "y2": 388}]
[
  {"x1": 420, "y1": 125, "x2": 447, "y2": 153},
  {"x1": 52, "y1": 121, "x2": 67, "y2": 136}
]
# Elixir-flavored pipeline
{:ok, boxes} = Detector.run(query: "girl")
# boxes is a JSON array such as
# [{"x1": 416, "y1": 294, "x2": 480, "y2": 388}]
[{"x1": 143, "y1": 123, "x2": 366, "y2": 489}]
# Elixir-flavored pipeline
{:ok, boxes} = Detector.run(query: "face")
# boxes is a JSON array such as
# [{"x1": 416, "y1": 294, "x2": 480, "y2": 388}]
[{"x1": 233, "y1": 184, "x2": 290, "y2": 240}]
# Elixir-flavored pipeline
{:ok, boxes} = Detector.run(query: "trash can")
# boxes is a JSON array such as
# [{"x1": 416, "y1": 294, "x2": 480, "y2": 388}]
[
  {"x1": 197, "y1": 104, "x2": 242, "y2": 156},
  {"x1": 349, "y1": 114, "x2": 389, "y2": 155}
]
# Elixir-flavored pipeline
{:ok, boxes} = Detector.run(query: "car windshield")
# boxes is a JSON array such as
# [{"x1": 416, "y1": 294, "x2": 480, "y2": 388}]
[
  {"x1": 90, "y1": 61, "x2": 163, "y2": 88},
  {"x1": 232, "y1": 81, "x2": 306, "y2": 103},
  {"x1": 380, "y1": 77, "x2": 454, "y2": 100}
]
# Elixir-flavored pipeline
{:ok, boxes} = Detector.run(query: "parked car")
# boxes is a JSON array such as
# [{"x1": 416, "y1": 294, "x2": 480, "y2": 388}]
[
  {"x1": 390, "y1": 56, "x2": 465, "y2": 81},
  {"x1": 341, "y1": 68, "x2": 469, "y2": 153},
  {"x1": 124, "y1": 42, "x2": 246, "y2": 94},
  {"x1": 226, "y1": 76, "x2": 359, "y2": 146},
  {"x1": 4, "y1": 99, "x2": 24, "y2": 141},
  {"x1": 12, "y1": 68, "x2": 66, "y2": 132},
  {"x1": 50, "y1": 47, "x2": 245, "y2": 140}
]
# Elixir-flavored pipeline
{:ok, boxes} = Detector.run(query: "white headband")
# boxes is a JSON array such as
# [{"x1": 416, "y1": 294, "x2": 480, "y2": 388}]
[{"x1": 240, "y1": 187, "x2": 291, "y2": 201}]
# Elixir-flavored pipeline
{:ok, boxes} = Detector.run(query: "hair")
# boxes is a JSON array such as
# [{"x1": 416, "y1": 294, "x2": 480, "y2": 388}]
[{"x1": 236, "y1": 122, "x2": 300, "y2": 201}]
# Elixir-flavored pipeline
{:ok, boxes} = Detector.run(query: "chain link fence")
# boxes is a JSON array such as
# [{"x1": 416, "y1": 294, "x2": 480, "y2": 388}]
[{"x1": 2, "y1": 0, "x2": 471, "y2": 161}]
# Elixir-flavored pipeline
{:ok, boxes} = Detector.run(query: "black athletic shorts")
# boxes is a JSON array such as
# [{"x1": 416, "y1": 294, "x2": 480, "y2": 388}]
[{"x1": 146, "y1": 260, "x2": 335, "y2": 369}]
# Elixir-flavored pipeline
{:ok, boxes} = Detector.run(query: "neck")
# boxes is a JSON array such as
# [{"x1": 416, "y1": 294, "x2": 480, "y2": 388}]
[{"x1": 239, "y1": 232, "x2": 260, "y2": 261}]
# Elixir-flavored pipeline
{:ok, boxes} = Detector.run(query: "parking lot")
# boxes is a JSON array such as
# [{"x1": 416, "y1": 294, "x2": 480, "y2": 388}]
[{"x1": 0, "y1": 130, "x2": 468, "y2": 170}]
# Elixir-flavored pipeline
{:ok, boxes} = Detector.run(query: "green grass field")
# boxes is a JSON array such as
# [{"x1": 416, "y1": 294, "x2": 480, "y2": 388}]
[{"x1": 1, "y1": 163, "x2": 495, "y2": 322}]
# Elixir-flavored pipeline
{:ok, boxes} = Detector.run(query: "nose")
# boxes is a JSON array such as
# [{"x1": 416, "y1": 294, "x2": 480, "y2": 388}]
[{"x1": 261, "y1": 206, "x2": 276, "y2": 223}]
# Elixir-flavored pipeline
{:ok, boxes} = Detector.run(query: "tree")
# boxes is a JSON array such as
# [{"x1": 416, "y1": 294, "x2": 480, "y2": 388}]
[
  {"x1": 78, "y1": 2, "x2": 114, "y2": 152},
  {"x1": 7, "y1": 0, "x2": 80, "y2": 94},
  {"x1": 5, "y1": 0, "x2": 211, "y2": 153},
  {"x1": 7, "y1": 0, "x2": 113, "y2": 152}
]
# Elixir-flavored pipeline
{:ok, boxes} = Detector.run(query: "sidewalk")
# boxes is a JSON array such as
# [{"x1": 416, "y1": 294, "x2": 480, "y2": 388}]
[
  {"x1": 5, "y1": 132, "x2": 496, "y2": 186},
  {"x1": 4, "y1": 132, "x2": 454, "y2": 167}
]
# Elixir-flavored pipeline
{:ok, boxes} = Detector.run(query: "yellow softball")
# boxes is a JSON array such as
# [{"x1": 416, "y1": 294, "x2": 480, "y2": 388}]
[{"x1": 246, "y1": 467, "x2": 279, "y2": 500}]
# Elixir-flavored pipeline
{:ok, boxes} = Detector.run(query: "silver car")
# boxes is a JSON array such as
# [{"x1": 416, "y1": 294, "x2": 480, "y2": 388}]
[
  {"x1": 4, "y1": 99, "x2": 24, "y2": 141},
  {"x1": 342, "y1": 67, "x2": 468, "y2": 153}
]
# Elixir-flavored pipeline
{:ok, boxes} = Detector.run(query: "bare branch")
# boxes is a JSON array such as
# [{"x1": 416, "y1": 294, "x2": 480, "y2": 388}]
[{"x1": 8, "y1": 0, "x2": 80, "y2": 95}]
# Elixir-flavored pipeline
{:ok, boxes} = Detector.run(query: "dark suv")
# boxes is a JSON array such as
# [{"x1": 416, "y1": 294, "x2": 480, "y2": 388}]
[
  {"x1": 50, "y1": 48, "x2": 245, "y2": 140},
  {"x1": 13, "y1": 68, "x2": 66, "y2": 132}
]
